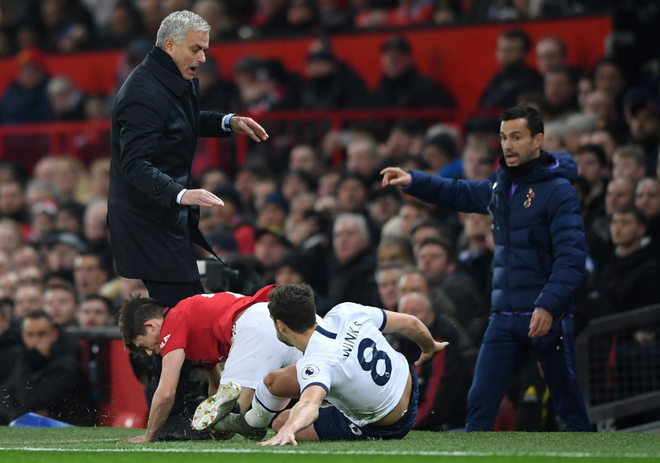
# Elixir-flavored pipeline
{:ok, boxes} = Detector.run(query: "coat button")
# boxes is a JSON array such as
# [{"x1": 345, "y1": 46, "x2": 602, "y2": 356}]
[{"x1": 153, "y1": 186, "x2": 159, "y2": 192}]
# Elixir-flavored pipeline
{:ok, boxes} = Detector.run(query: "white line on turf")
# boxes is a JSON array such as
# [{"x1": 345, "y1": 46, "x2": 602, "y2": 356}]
[{"x1": 0, "y1": 447, "x2": 657, "y2": 459}]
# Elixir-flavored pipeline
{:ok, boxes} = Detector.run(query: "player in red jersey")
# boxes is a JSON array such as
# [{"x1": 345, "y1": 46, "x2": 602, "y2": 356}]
[{"x1": 118, "y1": 285, "x2": 301, "y2": 442}]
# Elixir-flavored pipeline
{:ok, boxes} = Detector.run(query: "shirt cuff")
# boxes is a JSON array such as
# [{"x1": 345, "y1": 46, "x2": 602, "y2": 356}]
[
  {"x1": 222, "y1": 113, "x2": 236, "y2": 132},
  {"x1": 176, "y1": 188, "x2": 187, "y2": 204}
]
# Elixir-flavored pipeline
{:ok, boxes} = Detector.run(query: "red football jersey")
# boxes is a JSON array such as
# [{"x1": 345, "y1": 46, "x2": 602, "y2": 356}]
[{"x1": 159, "y1": 285, "x2": 275, "y2": 369}]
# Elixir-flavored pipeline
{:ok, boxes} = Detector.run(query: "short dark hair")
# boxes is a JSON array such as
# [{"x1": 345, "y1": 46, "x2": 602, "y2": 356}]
[
  {"x1": 118, "y1": 296, "x2": 164, "y2": 349},
  {"x1": 267, "y1": 284, "x2": 317, "y2": 334},
  {"x1": 613, "y1": 204, "x2": 647, "y2": 227},
  {"x1": 418, "y1": 236, "x2": 456, "y2": 264},
  {"x1": 84, "y1": 294, "x2": 115, "y2": 316},
  {"x1": 45, "y1": 281, "x2": 78, "y2": 301},
  {"x1": 502, "y1": 29, "x2": 531, "y2": 52},
  {"x1": 575, "y1": 144, "x2": 607, "y2": 167},
  {"x1": 25, "y1": 309, "x2": 55, "y2": 326},
  {"x1": 500, "y1": 104, "x2": 544, "y2": 137}
]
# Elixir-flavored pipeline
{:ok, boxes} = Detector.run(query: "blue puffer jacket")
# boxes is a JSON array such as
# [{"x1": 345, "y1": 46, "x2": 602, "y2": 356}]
[{"x1": 403, "y1": 151, "x2": 585, "y2": 316}]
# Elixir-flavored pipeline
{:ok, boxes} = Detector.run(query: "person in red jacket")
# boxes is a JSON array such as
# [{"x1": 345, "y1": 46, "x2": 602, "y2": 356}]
[{"x1": 118, "y1": 285, "x2": 301, "y2": 442}]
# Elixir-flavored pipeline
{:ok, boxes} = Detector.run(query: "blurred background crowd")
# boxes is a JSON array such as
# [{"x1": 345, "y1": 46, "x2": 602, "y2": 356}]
[{"x1": 0, "y1": 0, "x2": 659, "y2": 432}]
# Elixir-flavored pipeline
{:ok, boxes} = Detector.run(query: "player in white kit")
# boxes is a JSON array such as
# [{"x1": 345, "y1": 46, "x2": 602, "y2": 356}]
[{"x1": 258, "y1": 284, "x2": 448, "y2": 445}]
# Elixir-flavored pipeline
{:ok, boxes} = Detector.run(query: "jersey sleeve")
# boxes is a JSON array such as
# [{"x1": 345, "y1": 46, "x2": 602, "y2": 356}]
[
  {"x1": 357, "y1": 305, "x2": 387, "y2": 331},
  {"x1": 296, "y1": 355, "x2": 333, "y2": 395},
  {"x1": 159, "y1": 309, "x2": 188, "y2": 357}
]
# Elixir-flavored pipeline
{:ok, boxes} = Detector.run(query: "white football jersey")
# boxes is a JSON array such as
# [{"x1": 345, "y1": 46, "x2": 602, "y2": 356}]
[{"x1": 297, "y1": 302, "x2": 409, "y2": 426}]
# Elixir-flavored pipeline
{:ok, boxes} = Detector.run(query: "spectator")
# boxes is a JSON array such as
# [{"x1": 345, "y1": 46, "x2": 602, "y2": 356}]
[
  {"x1": 56, "y1": 200, "x2": 85, "y2": 238},
  {"x1": 564, "y1": 112, "x2": 599, "y2": 155},
  {"x1": 102, "y1": 2, "x2": 145, "y2": 48},
  {"x1": 300, "y1": 48, "x2": 369, "y2": 109},
  {"x1": 0, "y1": 47, "x2": 50, "y2": 124},
  {"x1": 253, "y1": 227, "x2": 291, "y2": 284},
  {"x1": 285, "y1": 192, "x2": 316, "y2": 239},
  {"x1": 273, "y1": 249, "x2": 313, "y2": 286},
  {"x1": 207, "y1": 185, "x2": 255, "y2": 255},
  {"x1": 319, "y1": 213, "x2": 380, "y2": 315},
  {"x1": 0, "y1": 310, "x2": 94, "y2": 426},
  {"x1": 193, "y1": 0, "x2": 238, "y2": 42},
  {"x1": 377, "y1": 236, "x2": 414, "y2": 265},
  {"x1": 375, "y1": 262, "x2": 408, "y2": 312},
  {"x1": 335, "y1": 172, "x2": 371, "y2": 216},
  {"x1": 0, "y1": 218, "x2": 23, "y2": 257},
  {"x1": 574, "y1": 144, "x2": 608, "y2": 227},
  {"x1": 73, "y1": 251, "x2": 110, "y2": 300},
  {"x1": 14, "y1": 284, "x2": 44, "y2": 319},
  {"x1": 369, "y1": 186, "x2": 402, "y2": 228},
  {"x1": 623, "y1": 88, "x2": 660, "y2": 174},
  {"x1": 396, "y1": 267, "x2": 473, "y2": 353},
  {"x1": 89, "y1": 159, "x2": 110, "y2": 200},
  {"x1": 281, "y1": 169, "x2": 315, "y2": 202},
  {"x1": 397, "y1": 292, "x2": 471, "y2": 431},
  {"x1": 39, "y1": 0, "x2": 95, "y2": 53},
  {"x1": 583, "y1": 90, "x2": 617, "y2": 123},
  {"x1": 78, "y1": 294, "x2": 115, "y2": 327},
  {"x1": 196, "y1": 55, "x2": 239, "y2": 112},
  {"x1": 421, "y1": 133, "x2": 461, "y2": 178},
  {"x1": 479, "y1": 30, "x2": 542, "y2": 109},
  {"x1": 457, "y1": 213, "x2": 494, "y2": 298},
  {"x1": 535, "y1": 36, "x2": 568, "y2": 76},
  {"x1": 592, "y1": 58, "x2": 626, "y2": 111},
  {"x1": 346, "y1": 138, "x2": 383, "y2": 186},
  {"x1": 380, "y1": 119, "x2": 425, "y2": 161},
  {"x1": 288, "y1": 144, "x2": 325, "y2": 180},
  {"x1": 43, "y1": 282, "x2": 79, "y2": 328},
  {"x1": 588, "y1": 178, "x2": 635, "y2": 271},
  {"x1": 588, "y1": 204, "x2": 660, "y2": 317},
  {"x1": 543, "y1": 66, "x2": 578, "y2": 119},
  {"x1": 83, "y1": 199, "x2": 110, "y2": 255},
  {"x1": 0, "y1": 179, "x2": 29, "y2": 226},
  {"x1": 612, "y1": 145, "x2": 646, "y2": 183},
  {"x1": 635, "y1": 178, "x2": 660, "y2": 242},
  {"x1": 257, "y1": 192, "x2": 289, "y2": 230},
  {"x1": 416, "y1": 237, "x2": 484, "y2": 338},
  {"x1": 371, "y1": 36, "x2": 454, "y2": 108},
  {"x1": 46, "y1": 77, "x2": 86, "y2": 121}
]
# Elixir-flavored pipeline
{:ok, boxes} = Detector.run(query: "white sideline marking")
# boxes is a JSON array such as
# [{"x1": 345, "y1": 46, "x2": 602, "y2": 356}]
[{"x1": 0, "y1": 447, "x2": 657, "y2": 459}]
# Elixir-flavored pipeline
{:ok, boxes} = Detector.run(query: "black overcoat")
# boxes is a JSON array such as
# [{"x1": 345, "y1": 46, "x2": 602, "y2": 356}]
[{"x1": 109, "y1": 53, "x2": 229, "y2": 281}]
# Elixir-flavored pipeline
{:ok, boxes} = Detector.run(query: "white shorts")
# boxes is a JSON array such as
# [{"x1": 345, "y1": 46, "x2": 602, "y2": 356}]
[{"x1": 221, "y1": 302, "x2": 302, "y2": 390}]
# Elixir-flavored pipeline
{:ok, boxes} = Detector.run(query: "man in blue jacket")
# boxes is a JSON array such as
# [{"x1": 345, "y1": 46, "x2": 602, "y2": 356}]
[{"x1": 382, "y1": 105, "x2": 591, "y2": 432}]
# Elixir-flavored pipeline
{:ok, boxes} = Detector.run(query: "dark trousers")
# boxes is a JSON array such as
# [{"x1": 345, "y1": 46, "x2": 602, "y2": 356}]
[
  {"x1": 465, "y1": 312, "x2": 591, "y2": 432},
  {"x1": 142, "y1": 279, "x2": 204, "y2": 416}
]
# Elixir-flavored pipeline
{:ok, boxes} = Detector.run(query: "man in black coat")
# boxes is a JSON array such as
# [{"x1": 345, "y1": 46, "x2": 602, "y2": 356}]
[
  {"x1": 109, "y1": 10, "x2": 268, "y2": 439},
  {"x1": 479, "y1": 30, "x2": 543, "y2": 109},
  {"x1": 0, "y1": 311, "x2": 94, "y2": 426},
  {"x1": 371, "y1": 36, "x2": 454, "y2": 109}
]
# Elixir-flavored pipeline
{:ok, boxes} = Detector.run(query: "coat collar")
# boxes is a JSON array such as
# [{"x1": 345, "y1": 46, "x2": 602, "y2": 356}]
[{"x1": 142, "y1": 52, "x2": 191, "y2": 97}]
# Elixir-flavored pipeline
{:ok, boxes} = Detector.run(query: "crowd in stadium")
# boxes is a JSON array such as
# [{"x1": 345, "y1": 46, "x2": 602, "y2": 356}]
[{"x1": 0, "y1": 0, "x2": 659, "y2": 433}]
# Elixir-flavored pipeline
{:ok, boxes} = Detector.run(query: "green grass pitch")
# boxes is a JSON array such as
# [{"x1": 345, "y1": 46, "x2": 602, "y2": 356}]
[{"x1": 1, "y1": 427, "x2": 659, "y2": 463}]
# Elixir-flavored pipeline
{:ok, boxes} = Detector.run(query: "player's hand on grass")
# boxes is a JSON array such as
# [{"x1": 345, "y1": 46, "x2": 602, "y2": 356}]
[
  {"x1": 258, "y1": 430, "x2": 297, "y2": 446},
  {"x1": 180, "y1": 189, "x2": 224, "y2": 207},
  {"x1": 415, "y1": 341, "x2": 448, "y2": 366},
  {"x1": 121, "y1": 434, "x2": 150, "y2": 443},
  {"x1": 380, "y1": 167, "x2": 412, "y2": 188}
]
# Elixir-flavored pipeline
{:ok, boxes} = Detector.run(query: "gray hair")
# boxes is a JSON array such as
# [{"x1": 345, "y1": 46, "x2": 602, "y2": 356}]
[
  {"x1": 334, "y1": 213, "x2": 370, "y2": 242},
  {"x1": 155, "y1": 10, "x2": 210, "y2": 48}
]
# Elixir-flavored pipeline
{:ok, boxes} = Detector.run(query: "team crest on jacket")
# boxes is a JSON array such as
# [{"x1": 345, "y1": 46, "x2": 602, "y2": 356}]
[{"x1": 524, "y1": 188, "x2": 535, "y2": 208}]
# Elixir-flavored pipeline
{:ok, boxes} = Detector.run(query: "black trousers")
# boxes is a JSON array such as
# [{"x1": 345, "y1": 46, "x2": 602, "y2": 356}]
[{"x1": 142, "y1": 279, "x2": 205, "y2": 416}]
